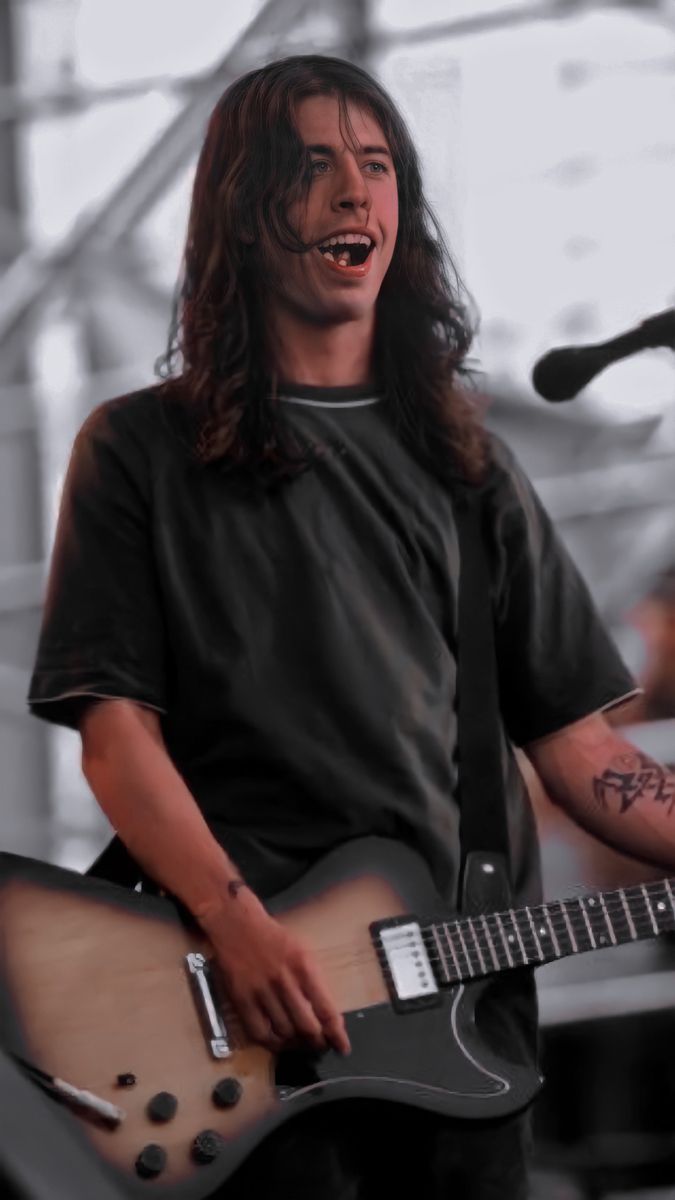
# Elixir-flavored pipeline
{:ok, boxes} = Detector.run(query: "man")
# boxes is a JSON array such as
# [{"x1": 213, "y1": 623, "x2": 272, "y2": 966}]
[{"x1": 27, "y1": 55, "x2": 675, "y2": 1198}]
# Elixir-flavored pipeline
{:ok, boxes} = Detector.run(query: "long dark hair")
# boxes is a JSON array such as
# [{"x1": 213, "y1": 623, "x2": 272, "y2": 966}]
[{"x1": 156, "y1": 54, "x2": 489, "y2": 488}]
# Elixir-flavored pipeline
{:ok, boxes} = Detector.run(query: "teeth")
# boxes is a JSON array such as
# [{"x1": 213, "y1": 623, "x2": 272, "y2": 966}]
[
  {"x1": 324, "y1": 251, "x2": 335, "y2": 262},
  {"x1": 319, "y1": 233, "x2": 372, "y2": 250}
]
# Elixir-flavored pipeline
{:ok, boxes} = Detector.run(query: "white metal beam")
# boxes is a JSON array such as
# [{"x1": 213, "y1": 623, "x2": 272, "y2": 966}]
[
  {"x1": 0, "y1": 0, "x2": 315, "y2": 344},
  {"x1": 0, "y1": 660, "x2": 30, "y2": 719},
  {"x1": 0, "y1": 561, "x2": 44, "y2": 613}
]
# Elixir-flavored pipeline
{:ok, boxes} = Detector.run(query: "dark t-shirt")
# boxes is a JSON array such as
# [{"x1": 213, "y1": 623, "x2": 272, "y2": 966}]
[{"x1": 28, "y1": 383, "x2": 635, "y2": 908}]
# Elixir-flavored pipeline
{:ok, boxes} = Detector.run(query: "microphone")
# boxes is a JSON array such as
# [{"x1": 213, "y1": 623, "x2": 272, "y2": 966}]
[{"x1": 531, "y1": 308, "x2": 675, "y2": 402}]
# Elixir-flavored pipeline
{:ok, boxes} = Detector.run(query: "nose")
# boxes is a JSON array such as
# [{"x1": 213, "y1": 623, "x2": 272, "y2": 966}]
[{"x1": 332, "y1": 154, "x2": 371, "y2": 215}]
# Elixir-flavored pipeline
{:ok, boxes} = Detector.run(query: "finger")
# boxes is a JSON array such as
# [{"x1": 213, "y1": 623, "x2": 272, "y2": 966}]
[
  {"x1": 237, "y1": 998, "x2": 285, "y2": 1052},
  {"x1": 296, "y1": 968, "x2": 351, "y2": 1055},
  {"x1": 259, "y1": 988, "x2": 296, "y2": 1044},
  {"x1": 274, "y1": 977, "x2": 327, "y2": 1051}
]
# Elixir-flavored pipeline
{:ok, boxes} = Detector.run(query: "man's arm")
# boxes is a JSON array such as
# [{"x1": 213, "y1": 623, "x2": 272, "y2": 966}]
[
  {"x1": 80, "y1": 699, "x2": 350, "y2": 1054},
  {"x1": 525, "y1": 711, "x2": 675, "y2": 872},
  {"x1": 81, "y1": 699, "x2": 244, "y2": 921}
]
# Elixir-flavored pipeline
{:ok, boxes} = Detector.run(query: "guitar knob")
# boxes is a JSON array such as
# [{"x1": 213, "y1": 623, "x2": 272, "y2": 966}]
[
  {"x1": 135, "y1": 1143, "x2": 167, "y2": 1178},
  {"x1": 147, "y1": 1091, "x2": 178, "y2": 1122},
  {"x1": 191, "y1": 1129, "x2": 224, "y2": 1164},
  {"x1": 212, "y1": 1077, "x2": 243, "y2": 1108}
]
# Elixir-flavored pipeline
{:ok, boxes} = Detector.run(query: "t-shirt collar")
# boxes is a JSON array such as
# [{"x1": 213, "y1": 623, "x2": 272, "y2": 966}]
[{"x1": 277, "y1": 381, "x2": 382, "y2": 407}]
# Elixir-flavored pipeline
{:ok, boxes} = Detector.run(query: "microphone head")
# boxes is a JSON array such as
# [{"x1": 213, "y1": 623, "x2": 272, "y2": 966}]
[
  {"x1": 532, "y1": 308, "x2": 675, "y2": 401},
  {"x1": 531, "y1": 344, "x2": 609, "y2": 402}
]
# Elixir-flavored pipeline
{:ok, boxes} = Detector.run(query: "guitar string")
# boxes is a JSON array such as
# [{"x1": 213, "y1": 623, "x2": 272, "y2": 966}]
[
  {"x1": 205, "y1": 881, "x2": 672, "y2": 969},
  {"x1": 208, "y1": 902, "x2": 667, "y2": 1003},
  {"x1": 262, "y1": 891, "x2": 675, "y2": 974},
  {"x1": 205, "y1": 884, "x2": 675, "y2": 1029},
  {"x1": 301, "y1": 889, "x2": 675, "y2": 968},
  {"x1": 209, "y1": 905, "x2": 672, "y2": 1037},
  {"x1": 332, "y1": 899, "x2": 669, "y2": 975}
]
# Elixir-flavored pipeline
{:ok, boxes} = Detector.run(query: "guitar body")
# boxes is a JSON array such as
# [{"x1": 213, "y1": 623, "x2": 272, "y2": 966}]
[{"x1": 0, "y1": 838, "x2": 541, "y2": 1198}]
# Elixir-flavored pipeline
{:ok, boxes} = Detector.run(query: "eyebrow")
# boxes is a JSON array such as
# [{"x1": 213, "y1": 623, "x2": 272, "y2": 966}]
[{"x1": 305, "y1": 143, "x2": 392, "y2": 159}]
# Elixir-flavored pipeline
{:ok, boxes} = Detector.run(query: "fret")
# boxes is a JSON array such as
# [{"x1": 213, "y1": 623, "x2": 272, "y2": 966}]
[
  {"x1": 558, "y1": 900, "x2": 579, "y2": 954},
  {"x1": 647, "y1": 881, "x2": 675, "y2": 935},
  {"x1": 448, "y1": 920, "x2": 476, "y2": 978},
  {"x1": 504, "y1": 910, "x2": 528, "y2": 965},
  {"x1": 541, "y1": 903, "x2": 561, "y2": 957},
  {"x1": 524, "y1": 907, "x2": 545, "y2": 961},
  {"x1": 512, "y1": 908, "x2": 536, "y2": 964},
  {"x1": 466, "y1": 919, "x2": 488, "y2": 975},
  {"x1": 564, "y1": 898, "x2": 593, "y2": 953},
  {"x1": 430, "y1": 924, "x2": 452, "y2": 983},
  {"x1": 441, "y1": 921, "x2": 461, "y2": 979},
  {"x1": 665, "y1": 880, "x2": 675, "y2": 921},
  {"x1": 527, "y1": 905, "x2": 559, "y2": 960},
  {"x1": 494, "y1": 912, "x2": 515, "y2": 967},
  {"x1": 641, "y1": 884, "x2": 659, "y2": 936},
  {"x1": 598, "y1": 888, "x2": 629, "y2": 940},
  {"x1": 577, "y1": 897, "x2": 597, "y2": 949},
  {"x1": 480, "y1": 915, "x2": 501, "y2": 971},
  {"x1": 618, "y1": 888, "x2": 637, "y2": 940},
  {"x1": 580, "y1": 895, "x2": 612, "y2": 949},
  {"x1": 597, "y1": 894, "x2": 617, "y2": 944},
  {"x1": 595, "y1": 889, "x2": 628, "y2": 944}
]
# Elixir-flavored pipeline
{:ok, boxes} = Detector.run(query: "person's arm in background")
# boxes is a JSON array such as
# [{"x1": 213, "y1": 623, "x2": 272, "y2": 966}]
[{"x1": 80, "y1": 697, "x2": 350, "y2": 1055}]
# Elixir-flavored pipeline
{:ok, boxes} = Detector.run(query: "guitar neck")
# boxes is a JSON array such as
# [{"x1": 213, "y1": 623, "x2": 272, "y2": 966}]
[{"x1": 425, "y1": 878, "x2": 675, "y2": 983}]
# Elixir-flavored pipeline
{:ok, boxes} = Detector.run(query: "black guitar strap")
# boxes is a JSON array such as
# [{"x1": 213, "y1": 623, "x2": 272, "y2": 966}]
[{"x1": 454, "y1": 485, "x2": 512, "y2": 901}]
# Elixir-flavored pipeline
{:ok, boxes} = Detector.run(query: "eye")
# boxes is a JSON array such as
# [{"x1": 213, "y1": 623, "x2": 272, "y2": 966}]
[
  {"x1": 366, "y1": 162, "x2": 389, "y2": 174},
  {"x1": 310, "y1": 160, "x2": 330, "y2": 174}
]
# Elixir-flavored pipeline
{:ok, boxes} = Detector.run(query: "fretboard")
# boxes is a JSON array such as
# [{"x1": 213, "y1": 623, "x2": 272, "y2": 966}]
[{"x1": 423, "y1": 878, "x2": 675, "y2": 984}]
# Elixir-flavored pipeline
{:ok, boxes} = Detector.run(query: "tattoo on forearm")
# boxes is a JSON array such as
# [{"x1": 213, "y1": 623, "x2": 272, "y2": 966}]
[{"x1": 593, "y1": 751, "x2": 675, "y2": 816}]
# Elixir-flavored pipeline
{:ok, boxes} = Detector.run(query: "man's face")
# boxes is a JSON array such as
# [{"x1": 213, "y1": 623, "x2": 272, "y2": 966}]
[{"x1": 263, "y1": 93, "x2": 399, "y2": 327}]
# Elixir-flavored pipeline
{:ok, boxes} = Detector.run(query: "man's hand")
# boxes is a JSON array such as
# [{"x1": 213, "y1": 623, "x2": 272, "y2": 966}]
[
  {"x1": 79, "y1": 700, "x2": 350, "y2": 1054},
  {"x1": 198, "y1": 887, "x2": 351, "y2": 1057}
]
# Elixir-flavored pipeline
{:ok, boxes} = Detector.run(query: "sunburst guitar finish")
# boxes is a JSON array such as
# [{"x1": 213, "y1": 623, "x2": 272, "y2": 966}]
[{"x1": 0, "y1": 838, "x2": 547, "y2": 1197}]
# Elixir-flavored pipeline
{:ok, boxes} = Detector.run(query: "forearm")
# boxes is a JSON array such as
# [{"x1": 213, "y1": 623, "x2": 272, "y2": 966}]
[
  {"x1": 527, "y1": 713, "x2": 675, "y2": 872},
  {"x1": 80, "y1": 700, "x2": 254, "y2": 929}
]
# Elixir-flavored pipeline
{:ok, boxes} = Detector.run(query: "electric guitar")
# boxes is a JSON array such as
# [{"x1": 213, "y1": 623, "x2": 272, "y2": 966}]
[{"x1": 0, "y1": 837, "x2": 673, "y2": 1198}]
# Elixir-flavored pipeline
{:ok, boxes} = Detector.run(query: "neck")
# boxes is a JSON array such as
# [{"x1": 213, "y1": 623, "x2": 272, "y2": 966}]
[
  {"x1": 424, "y1": 877, "x2": 675, "y2": 984},
  {"x1": 267, "y1": 307, "x2": 376, "y2": 389}
]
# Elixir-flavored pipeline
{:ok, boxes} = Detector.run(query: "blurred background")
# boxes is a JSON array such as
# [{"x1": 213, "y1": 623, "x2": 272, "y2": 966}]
[{"x1": 0, "y1": 0, "x2": 674, "y2": 1196}]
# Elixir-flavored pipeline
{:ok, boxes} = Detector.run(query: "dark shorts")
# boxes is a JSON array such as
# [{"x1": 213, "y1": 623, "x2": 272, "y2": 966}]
[{"x1": 216, "y1": 1101, "x2": 532, "y2": 1200}]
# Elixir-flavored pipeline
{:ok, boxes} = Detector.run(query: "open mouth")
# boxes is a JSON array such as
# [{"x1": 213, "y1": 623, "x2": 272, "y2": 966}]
[{"x1": 316, "y1": 237, "x2": 374, "y2": 268}]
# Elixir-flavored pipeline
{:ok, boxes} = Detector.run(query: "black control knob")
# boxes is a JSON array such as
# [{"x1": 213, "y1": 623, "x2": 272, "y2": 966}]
[
  {"x1": 212, "y1": 1077, "x2": 243, "y2": 1108},
  {"x1": 135, "y1": 1143, "x2": 167, "y2": 1179},
  {"x1": 116, "y1": 1073, "x2": 136, "y2": 1087},
  {"x1": 147, "y1": 1091, "x2": 178, "y2": 1122},
  {"x1": 191, "y1": 1129, "x2": 224, "y2": 1164}
]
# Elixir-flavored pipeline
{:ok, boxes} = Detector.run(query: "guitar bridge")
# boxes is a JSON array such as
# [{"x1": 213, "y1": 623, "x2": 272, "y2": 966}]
[
  {"x1": 185, "y1": 952, "x2": 231, "y2": 1059},
  {"x1": 370, "y1": 916, "x2": 441, "y2": 1013}
]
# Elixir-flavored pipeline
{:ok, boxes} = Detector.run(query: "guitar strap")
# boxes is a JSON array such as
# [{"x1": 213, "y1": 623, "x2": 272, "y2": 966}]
[{"x1": 454, "y1": 483, "x2": 512, "y2": 902}]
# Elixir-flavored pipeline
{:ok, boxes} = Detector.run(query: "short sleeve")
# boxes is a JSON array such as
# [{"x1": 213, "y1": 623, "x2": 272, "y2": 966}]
[
  {"x1": 28, "y1": 398, "x2": 167, "y2": 729},
  {"x1": 488, "y1": 436, "x2": 639, "y2": 746}
]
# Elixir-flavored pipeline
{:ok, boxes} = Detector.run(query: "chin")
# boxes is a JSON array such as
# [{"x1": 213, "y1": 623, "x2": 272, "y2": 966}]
[{"x1": 320, "y1": 295, "x2": 377, "y2": 322}]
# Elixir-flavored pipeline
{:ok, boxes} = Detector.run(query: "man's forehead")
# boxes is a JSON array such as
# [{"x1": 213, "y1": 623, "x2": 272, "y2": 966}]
[{"x1": 294, "y1": 94, "x2": 388, "y2": 148}]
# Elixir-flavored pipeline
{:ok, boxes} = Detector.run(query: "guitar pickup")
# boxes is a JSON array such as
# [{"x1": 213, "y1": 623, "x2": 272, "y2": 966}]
[{"x1": 370, "y1": 917, "x2": 441, "y2": 1013}]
